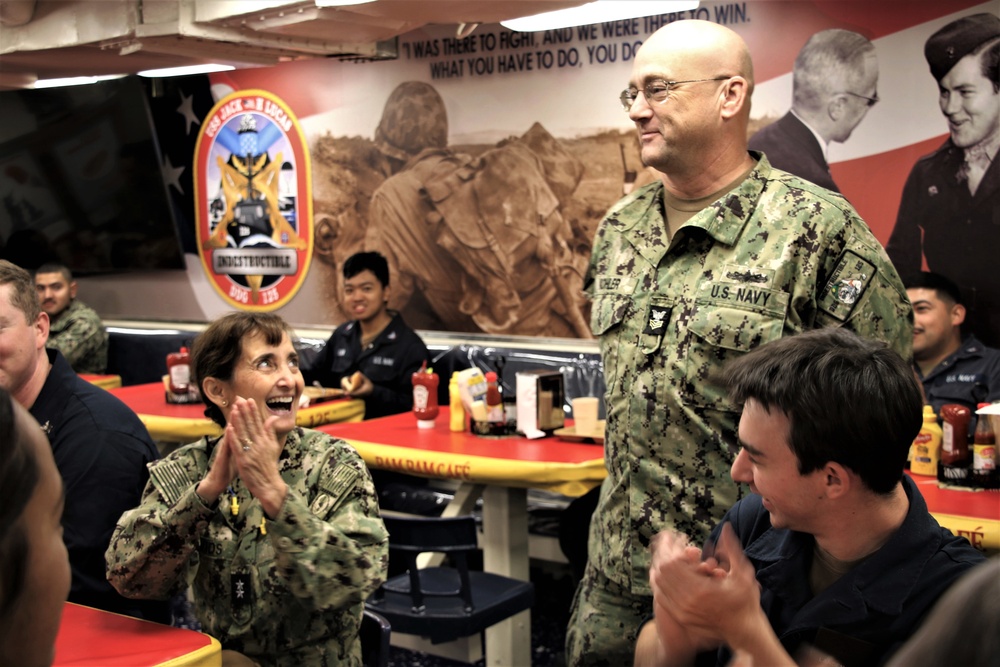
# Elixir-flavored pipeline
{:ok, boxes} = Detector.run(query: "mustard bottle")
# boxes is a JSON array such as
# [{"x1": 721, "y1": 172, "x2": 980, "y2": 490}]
[
  {"x1": 911, "y1": 405, "x2": 943, "y2": 476},
  {"x1": 449, "y1": 372, "x2": 466, "y2": 432}
]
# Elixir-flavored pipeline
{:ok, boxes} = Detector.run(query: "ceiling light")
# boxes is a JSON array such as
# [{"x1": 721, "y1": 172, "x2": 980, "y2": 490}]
[
  {"x1": 138, "y1": 64, "x2": 236, "y2": 78},
  {"x1": 502, "y1": 1, "x2": 699, "y2": 32},
  {"x1": 315, "y1": 0, "x2": 376, "y2": 6},
  {"x1": 34, "y1": 74, "x2": 127, "y2": 89}
]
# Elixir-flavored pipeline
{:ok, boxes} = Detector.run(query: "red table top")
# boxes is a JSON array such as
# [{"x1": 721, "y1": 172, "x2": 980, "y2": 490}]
[
  {"x1": 53, "y1": 603, "x2": 218, "y2": 666},
  {"x1": 109, "y1": 382, "x2": 209, "y2": 419},
  {"x1": 320, "y1": 412, "x2": 998, "y2": 528},
  {"x1": 906, "y1": 472, "x2": 1000, "y2": 522},
  {"x1": 319, "y1": 408, "x2": 603, "y2": 465}
]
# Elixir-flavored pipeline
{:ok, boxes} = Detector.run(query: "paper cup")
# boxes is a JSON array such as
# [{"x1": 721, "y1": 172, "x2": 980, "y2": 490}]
[{"x1": 572, "y1": 396, "x2": 599, "y2": 435}]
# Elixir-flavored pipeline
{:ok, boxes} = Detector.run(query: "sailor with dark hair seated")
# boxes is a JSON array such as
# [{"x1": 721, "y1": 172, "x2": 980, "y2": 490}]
[
  {"x1": 904, "y1": 271, "x2": 1000, "y2": 418},
  {"x1": 304, "y1": 250, "x2": 429, "y2": 420}
]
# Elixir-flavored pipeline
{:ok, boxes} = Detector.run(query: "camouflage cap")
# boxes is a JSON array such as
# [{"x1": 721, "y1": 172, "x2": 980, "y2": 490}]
[
  {"x1": 374, "y1": 82, "x2": 449, "y2": 161},
  {"x1": 924, "y1": 13, "x2": 1000, "y2": 81}
]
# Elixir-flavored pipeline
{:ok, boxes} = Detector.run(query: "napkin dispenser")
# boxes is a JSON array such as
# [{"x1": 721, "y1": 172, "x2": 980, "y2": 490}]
[{"x1": 516, "y1": 370, "x2": 565, "y2": 439}]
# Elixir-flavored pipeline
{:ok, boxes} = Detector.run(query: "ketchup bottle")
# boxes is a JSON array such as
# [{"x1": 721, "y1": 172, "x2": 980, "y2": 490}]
[
  {"x1": 485, "y1": 371, "x2": 504, "y2": 422},
  {"x1": 167, "y1": 346, "x2": 191, "y2": 397},
  {"x1": 412, "y1": 361, "x2": 439, "y2": 429},
  {"x1": 940, "y1": 404, "x2": 971, "y2": 468},
  {"x1": 972, "y1": 403, "x2": 997, "y2": 487}
]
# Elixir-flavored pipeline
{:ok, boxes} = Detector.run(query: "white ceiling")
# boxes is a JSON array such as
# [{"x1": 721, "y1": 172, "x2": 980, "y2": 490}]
[{"x1": 0, "y1": 0, "x2": 589, "y2": 88}]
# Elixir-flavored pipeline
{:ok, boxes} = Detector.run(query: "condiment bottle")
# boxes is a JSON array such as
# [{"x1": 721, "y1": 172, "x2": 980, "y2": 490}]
[
  {"x1": 411, "y1": 361, "x2": 439, "y2": 429},
  {"x1": 910, "y1": 405, "x2": 942, "y2": 476},
  {"x1": 940, "y1": 404, "x2": 971, "y2": 480},
  {"x1": 972, "y1": 403, "x2": 996, "y2": 486},
  {"x1": 166, "y1": 346, "x2": 191, "y2": 397},
  {"x1": 449, "y1": 372, "x2": 466, "y2": 432},
  {"x1": 485, "y1": 371, "x2": 504, "y2": 423}
]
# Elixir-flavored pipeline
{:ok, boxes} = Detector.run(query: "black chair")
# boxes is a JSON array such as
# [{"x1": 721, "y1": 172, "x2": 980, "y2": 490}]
[
  {"x1": 360, "y1": 608, "x2": 391, "y2": 667},
  {"x1": 366, "y1": 515, "x2": 535, "y2": 645}
]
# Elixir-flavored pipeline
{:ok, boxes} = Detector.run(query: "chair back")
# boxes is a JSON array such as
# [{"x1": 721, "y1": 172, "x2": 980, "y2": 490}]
[
  {"x1": 360, "y1": 608, "x2": 391, "y2": 667},
  {"x1": 383, "y1": 514, "x2": 479, "y2": 552},
  {"x1": 368, "y1": 514, "x2": 534, "y2": 645},
  {"x1": 381, "y1": 515, "x2": 478, "y2": 612}
]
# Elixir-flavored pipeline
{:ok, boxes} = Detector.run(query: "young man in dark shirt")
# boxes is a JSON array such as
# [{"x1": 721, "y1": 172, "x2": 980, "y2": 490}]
[
  {"x1": 635, "y1": 329, "x2": 984, "y2": 667},
  {"x1": 305, "y1": 251, "x2": 428, "y2": 420}
]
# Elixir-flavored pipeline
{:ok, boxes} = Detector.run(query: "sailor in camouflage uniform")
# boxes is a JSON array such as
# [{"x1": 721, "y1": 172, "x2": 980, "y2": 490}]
[
  {"x1": 106, "y1": 313, "x2": 387, "y2": 667},
  {"x1": 35, "y1": 262, "x2": 108, "y2": 374},
  {"x1": 565, "y1": 21, "x2": 913, "y2": 666}
]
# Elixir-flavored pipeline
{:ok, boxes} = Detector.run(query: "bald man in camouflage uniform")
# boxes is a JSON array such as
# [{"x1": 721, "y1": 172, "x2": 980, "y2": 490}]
[
  {"x1": 107, "y1": 428, "x2": 387, "y2": 666},
  {"x1": 565, "y1": 21, "x2": 913, "y2": 666}
]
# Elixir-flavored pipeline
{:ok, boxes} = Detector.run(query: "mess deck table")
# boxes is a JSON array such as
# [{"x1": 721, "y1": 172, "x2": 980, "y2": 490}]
[
  {"x1": 80, "y1": 373, "x2": 123, "y2": 389},
  {"x1": 319, "y1": 412, "x2": 999, "y2": 664},
  {"x1": 318, "y1": 408, "x2": 606, "y2": 666},
  {"x1": 53, "y1": 602, "x2": 221, "y2": 667},
  {"x1": 907, "y1": 471, "x2": 1000, "y2": 553},
  {"x1": 110, "y1": 382, "x2": 365, "y2": 443}
]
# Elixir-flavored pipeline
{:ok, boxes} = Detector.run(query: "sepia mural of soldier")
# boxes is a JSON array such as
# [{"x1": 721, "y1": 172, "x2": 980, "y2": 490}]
[
  {"x1": 749, "y1": 29, "x2": 879, "y2": 193},
  {"x1": 364, "y1": 81, "x2": 592, "y2": 337},
  {"x1": 310, "y1": 135, "x2": 393, "y2": 322},
  {"x1": 886, "y1": 13, "x2": 1000, "y2": 348}
]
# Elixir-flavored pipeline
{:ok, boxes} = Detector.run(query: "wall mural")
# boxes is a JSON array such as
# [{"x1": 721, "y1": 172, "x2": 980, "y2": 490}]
[{"x1": 126, "y1": 0, "x2": 997, "y2": 345}]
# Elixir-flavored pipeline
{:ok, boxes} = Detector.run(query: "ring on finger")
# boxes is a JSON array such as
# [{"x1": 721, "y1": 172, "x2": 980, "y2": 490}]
[{"x1": 241, "y1": 437, "x2": 253, "y2": 452}]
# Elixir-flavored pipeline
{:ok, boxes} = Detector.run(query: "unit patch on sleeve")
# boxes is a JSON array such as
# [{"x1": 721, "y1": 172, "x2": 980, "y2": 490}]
[{"x1": 819, "y1": 250, "x2": 875, "y2": 321}]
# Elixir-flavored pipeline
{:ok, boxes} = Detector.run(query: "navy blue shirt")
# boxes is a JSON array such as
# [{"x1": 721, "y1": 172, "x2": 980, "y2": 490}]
[
  {"x1": 918, "y1": 336, "x2": 1000, "y2": 420},
  {"x1": 31, "y1": 349, "x2": 168, "y2": 622},
  {"x1": 304, "y1": 312, "x2": 429, "y2": 420},
  {"x1": 702, "y1": 476, "x2": 984, "y2": 667}
]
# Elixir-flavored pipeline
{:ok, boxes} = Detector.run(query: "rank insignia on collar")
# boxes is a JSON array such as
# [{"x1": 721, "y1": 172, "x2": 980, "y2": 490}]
[
  {"x1": 232, "y1": 572, "x2": 252, "y2": 609},
  {"x1": 644, "y1": 305, "x2": 671, "y2": 335}
]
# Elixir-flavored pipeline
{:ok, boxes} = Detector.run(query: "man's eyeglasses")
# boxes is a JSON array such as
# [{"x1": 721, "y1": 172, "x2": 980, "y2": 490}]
[
  {"x1": 838, "y1": 90, "x2": 880, "y2": 107},
  {"x1": 620, "y1": 77, "x2": 731, "y2": 112}
]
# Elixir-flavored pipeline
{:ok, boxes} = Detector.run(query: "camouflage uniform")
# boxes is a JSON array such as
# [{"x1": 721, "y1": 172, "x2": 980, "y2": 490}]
[
  {"x1": 565, "y1": 154, "x2": 912, "y2": 666},
  {"x1": 47, "y1": 298, "x2": 108, "y2": 374},
  {"x1": 106, "y1": 428, "x2": 388, "y2": 667}
]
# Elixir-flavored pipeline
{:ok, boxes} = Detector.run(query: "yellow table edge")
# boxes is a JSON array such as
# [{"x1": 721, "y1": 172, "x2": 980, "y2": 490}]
[
  {"x1": 140, "y1": 399, "x2": 365, "y2": 442},
  {"x1": 87, "y1": 375, "x2": 123, "y2": 389},
  {"x1": 930, "y1": 511, "x2": 1000, "y2": 553},
  {"x1": 298, "y1": 398, "x2": 365, "y2": 426},
  {"x1": 156, "y1": 635, "x2": 222, "y2": 667},
  {"x1": 346, "y1": 438, "x2": 607, "y2": 497}
]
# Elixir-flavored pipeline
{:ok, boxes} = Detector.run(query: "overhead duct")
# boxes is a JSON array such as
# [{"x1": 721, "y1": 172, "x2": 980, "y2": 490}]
[{"x1": 0, "y1": 0, "x2": 589, "y2": 88}]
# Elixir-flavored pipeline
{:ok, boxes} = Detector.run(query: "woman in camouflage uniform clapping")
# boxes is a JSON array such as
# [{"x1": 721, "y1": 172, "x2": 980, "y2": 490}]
[{"x1": 106, "y1": 313, "x2": 388, "y2": 667}]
